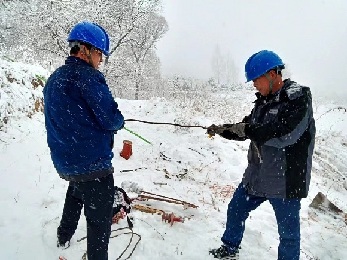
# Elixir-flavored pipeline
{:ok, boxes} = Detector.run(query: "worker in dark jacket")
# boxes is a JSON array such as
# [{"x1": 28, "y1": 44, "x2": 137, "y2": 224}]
[
  {"x1": 208, "y1": 50, "x2": 315, "y2": 260},
  {"x1": 43, "y1": 21, "x2": 124, "y2": 260}
]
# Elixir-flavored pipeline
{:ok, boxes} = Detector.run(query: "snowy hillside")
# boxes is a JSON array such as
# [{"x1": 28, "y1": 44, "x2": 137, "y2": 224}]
[
  {"x1": 0, "y1": 60, "x2": 346, "y2": 260},
  {"x1": 0, "y1": 58, "x2": 49, "y2": 129}
]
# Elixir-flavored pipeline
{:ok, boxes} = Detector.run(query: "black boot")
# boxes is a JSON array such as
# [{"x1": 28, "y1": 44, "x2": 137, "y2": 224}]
[{"x1": 209, "y1": 245, "x2": 239, "y2": 259}]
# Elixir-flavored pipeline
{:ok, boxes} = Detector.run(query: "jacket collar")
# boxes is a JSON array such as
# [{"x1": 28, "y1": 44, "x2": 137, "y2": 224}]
[
  {"x1": 65, "y1": 56, "x2": 94, "y2": 68},
  {"x1": 255, "y1": 79, "x2": 293, "y2": 103}
]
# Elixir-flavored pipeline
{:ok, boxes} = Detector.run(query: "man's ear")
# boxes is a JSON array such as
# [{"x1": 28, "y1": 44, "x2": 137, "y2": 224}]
[
  {"x1": 80, "y1": 45, "x2": 88, "y2": 55},
  {"x1": 80, "y1": 45, "x2": 85, "y2": 55},
  {"x1": 269, "y1": 70, "x2": 278, "y2": 79}
]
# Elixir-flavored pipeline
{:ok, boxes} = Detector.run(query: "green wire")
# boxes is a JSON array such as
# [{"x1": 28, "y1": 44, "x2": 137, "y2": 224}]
[{"x1": 123, "y1": 127, "x2": 152, "y2": 145}]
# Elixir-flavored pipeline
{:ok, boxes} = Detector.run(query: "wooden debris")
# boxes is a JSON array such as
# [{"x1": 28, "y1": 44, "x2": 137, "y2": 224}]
[
  {"x1": 309, "y1": 192, "x2": 346, "y2": 225},
  {"x1": 309, "y1": 192, "x2": 343, "y2": 214},
  {"x1": 135, "y1": 191, "x2": 198, "y2": 209},
  {"x1": 132, "y1": 204, "x2": 164, "y2": 215}
]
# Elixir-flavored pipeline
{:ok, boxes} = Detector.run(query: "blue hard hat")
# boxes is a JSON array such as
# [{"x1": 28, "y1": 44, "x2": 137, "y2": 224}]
[
  {"x1": 245, "y1": 50, "x2": 285, "y2": 82},
  {"x1": 68, "y1": 21, "x2": 110, "y2": 56}
]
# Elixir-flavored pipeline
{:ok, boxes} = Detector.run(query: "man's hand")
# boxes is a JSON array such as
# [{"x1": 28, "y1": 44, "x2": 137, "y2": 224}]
[
  {"x1": 206, "y1": 124, "x2": 225, "y2": 137},
  {"x1": 114, "y1": 121, "x2": 125, "y2": 134},
  {"x1": 229, "y1": 123, "x2": 246, "y2": 138}
]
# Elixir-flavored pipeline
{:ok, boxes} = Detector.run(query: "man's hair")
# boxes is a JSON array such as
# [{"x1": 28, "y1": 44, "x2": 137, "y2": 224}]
[{"x1": 69, "y1": 41, "x2": 92, "y2": 55}]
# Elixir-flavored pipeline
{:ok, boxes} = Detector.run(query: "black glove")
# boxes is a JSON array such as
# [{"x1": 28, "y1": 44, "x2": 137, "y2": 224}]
[
  {"x1": 206, "y1": 124, "x2": 225, "y2": 137},
  {"x1": 241, "y1": 115, "x2": 251, "y2": 123},
  {"x1": 228, "y1": 123, "x2": 246, "y2": 138}
]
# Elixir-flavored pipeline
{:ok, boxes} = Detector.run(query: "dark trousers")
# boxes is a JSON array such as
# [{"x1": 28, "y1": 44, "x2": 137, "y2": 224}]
[
  {"x1": 222, "y1": 183, "x2": 301, "y2": 260},
  {"x1": 57, "y1": 174, "x2": 115, "y2": 260}
]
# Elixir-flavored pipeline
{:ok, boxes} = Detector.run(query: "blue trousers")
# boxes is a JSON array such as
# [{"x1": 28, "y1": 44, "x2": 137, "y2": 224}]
[
  {"x1": 57, "y1": 174, "x2": 115, "y2": 260},
  {"x1": 222, "y1": 183, "x2": 301, "y2": 260}
]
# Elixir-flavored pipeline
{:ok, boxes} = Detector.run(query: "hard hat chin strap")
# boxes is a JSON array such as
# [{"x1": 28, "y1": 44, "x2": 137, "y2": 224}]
[
  {"x1": 265, "y1": 73, "x2": 274, "y2": 94},
  {"x1": 87, "y1": 55, "x2": 95, "y2": 68},
  {"x1": 81, "y1": 47, "x2": 96, "y2": 68},
  {"x1": 84, "y1": 49, "x2": 95, "y2": 68}
]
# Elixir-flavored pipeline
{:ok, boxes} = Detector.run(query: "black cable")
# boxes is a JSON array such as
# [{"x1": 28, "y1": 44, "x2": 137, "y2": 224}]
[
  {"x1": 77, "y1": 227, "x2": 141, "y2": 260},
  {"x1": 111, "y1": 229, "x2": 141, "y2": 260}
]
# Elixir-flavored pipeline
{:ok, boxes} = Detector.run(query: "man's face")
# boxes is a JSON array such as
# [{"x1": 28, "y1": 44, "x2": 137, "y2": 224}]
[
  {"x1": 79, "y1": 45, "x2": 104, "y2": 69},
  {"x1": 252, "y1": 70, "x2": 277, "y2": 96},
  {"x1": 90, "y1": 48, "x2": 103, "y2": 69},
  {"x1": 253, "y1": 74, "x2": 270, "y2": 96}
]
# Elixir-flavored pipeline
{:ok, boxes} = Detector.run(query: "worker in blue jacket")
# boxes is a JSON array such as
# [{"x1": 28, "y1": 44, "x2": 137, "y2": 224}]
[
  {"x1": 43, "y1": 21, "x2": 124, "y2": 260},
  {"x1": 208, "y1": 50, "x2": 315, "y2": 260}
]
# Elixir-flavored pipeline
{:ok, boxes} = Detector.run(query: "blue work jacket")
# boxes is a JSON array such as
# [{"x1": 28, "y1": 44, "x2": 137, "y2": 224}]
[{"x1": 43, "y1": 56, "x2": 124, "y2": 181}]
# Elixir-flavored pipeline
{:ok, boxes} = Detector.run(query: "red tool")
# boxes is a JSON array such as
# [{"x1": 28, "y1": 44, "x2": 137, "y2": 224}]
[
  {"x1": 162, "y1": 212, "x2": 184, "y2": 226},
  {"x1": 120, "y1": 140, "x2": 132, "y2": 160}
]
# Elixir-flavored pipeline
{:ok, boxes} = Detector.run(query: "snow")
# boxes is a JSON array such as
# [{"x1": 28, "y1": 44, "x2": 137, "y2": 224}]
[{"x1": 0, "y1": 60, "x2": 346, "y2": 260}]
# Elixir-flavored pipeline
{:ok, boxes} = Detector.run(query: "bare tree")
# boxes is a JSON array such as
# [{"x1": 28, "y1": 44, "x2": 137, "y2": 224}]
[
  {"x1": 211, "y1": 45, "x2": 224, "y2": 84},
  {"x1": 0, "y1": 0, "x2": 167, "y2": 100},
  {"x1": 129, "y1": 13, "x2": 168, "y2": 99},
  {"x1": 211, "y1": 45, "x2": 239, "y2": 87},
  {"x1": 224, "y1": 52, "x2": 239, "y2": 84}
]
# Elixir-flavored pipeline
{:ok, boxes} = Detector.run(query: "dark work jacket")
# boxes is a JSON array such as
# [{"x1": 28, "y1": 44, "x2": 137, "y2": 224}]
[
  {"x1": 43, "y1": 56, "x2": 124, "y2": 182},
  {"x1": 220, "y1": 79, "x2": 315, "y2": 198}
]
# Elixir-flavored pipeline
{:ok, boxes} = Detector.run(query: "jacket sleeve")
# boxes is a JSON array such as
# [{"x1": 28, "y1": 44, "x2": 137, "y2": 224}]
[
  {"x1": 80, "y1": 71, "x2": 124, "y2": 131},
  {"x1": 218, "y1": 112, "x2": 252, "y2": 141},
  {"x1": 219, "y1": 126, "x2": 248, "y2": 141},
  {"x1": 245, "y1": 88, "x2": 312, "y2": 147}
]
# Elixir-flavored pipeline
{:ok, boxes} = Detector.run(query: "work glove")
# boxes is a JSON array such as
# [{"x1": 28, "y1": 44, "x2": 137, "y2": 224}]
[
  {"x1": 206, "y1": 124, "x2": 225, "y2": 137},
  {"x1": 228, "y1": 123, "x2": 246, "y2": 138}
]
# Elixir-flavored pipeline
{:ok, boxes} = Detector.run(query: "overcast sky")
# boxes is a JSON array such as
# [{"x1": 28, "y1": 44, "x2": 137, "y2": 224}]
[{"x1": 156, "y1": 0, "x2": 347, "y2": 98}]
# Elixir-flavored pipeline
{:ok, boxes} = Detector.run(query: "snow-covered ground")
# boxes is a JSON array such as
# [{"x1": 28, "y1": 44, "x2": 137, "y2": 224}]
[{"x1": 0, "y1": 60, "x2": 346, "y2": 259}]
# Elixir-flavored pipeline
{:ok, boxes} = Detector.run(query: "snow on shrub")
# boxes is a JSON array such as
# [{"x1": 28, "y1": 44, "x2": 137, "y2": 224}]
[{"x1": 0, "y1": 58, "x2": 49, "y2": 129}]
